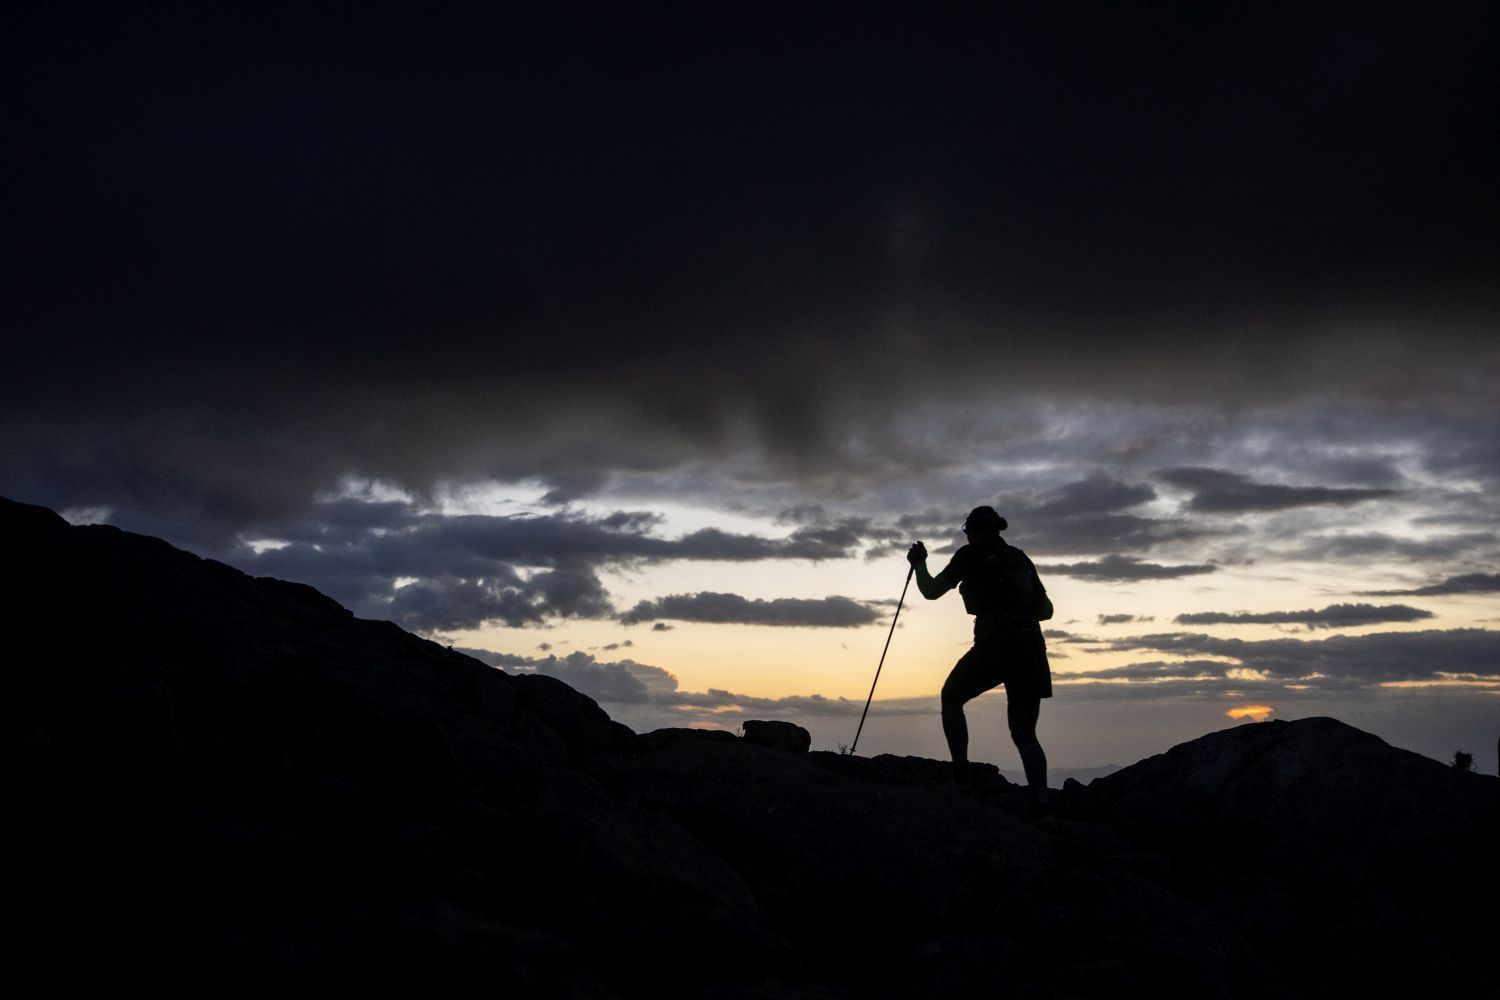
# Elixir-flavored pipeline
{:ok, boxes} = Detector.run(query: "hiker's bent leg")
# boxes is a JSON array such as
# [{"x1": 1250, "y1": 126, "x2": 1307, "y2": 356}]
[
  {"x1": 1008, "y1": 695, "x2": 1047, "y2": 794},
  {"x1": 940, "y1": 671, "x2": 972, "y2": 768},
  {"x1": 942, "y1": 646, "x2": 999, "y2": 780}
]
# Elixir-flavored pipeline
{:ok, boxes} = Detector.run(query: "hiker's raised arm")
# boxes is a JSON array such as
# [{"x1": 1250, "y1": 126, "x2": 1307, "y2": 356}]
[{"x1": 907, "y1": 541, "x2": 952, "y2": 600}]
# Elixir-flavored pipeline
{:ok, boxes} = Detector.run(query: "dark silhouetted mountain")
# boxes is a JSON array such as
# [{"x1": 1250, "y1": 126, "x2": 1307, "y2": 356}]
[{"x1": 4, "y1": 496, "x2": 1496, "y2": 997}]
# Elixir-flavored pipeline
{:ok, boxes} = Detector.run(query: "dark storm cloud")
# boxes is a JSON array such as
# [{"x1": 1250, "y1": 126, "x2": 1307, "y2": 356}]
[
  {"x1": 620, "y1": 593, "x2": 883, "y2": 628},
  {"x1": 1038, "y1": 555, "x2": 1217, "y2": 582},
  {"x1": 1367, "y1": 572, "x2": 1500, "y2": 596},
  {"x1": 1033, "y1": 475, "x2": 1157, "y2": 517},
  {"x1": 382, "y1": 570, "x2": 613, "y2": 631},
  {"x1": 1158, "y1": 468, "x2": 1398, "y2": 513},
  {"x1": 228, "y1": 498, "x2": 867, "y2": 631},
  {"x1": 1419, "y1": 425, "x2": 1500, "y2": 490},
  {"x1": 3, "y1": 4, "x2": 1496, "y2": 533},
  {"x1": 772, "y1": 509, "x2": 901, "y2": 557},
  {"x1": 894, "y1": 476, "x2": 1216, "y2": 558},
  {"x1": 259, "y1": 499, "x2": 860, "y2": 565},
  {"x1": 1030, "y1": 514, "x2": 1217, "y2": 557},
  {"x1": 1010, "y1": 475, "x2": 1216, "y2": 556},
  {"x1": 1174, "y1": 604, "x2": 1433, "y2": 629},
  {"x1": 1292, "y1": 456, "x2": 1406, "y2": 489},
  {"x1": 1104, "y1": 629, "x2": 1500, "y2": 684},
  {"x1": 1285, "y1": 533, "x2": 1496, "y2": 563}
]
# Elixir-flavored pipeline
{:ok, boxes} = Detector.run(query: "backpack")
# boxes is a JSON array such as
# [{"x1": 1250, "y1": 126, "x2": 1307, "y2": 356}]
[{"x1": 959, "y1": 542, "x2": 1054, "y2": 621}]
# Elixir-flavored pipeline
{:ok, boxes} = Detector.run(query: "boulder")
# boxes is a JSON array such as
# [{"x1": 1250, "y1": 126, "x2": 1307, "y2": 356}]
[
  {"x1": 741, "y1": 719, "x2": 811, "y2": 753},
  {"x1": 640, "y1": 726, "x2": 740, "y2": 752}
]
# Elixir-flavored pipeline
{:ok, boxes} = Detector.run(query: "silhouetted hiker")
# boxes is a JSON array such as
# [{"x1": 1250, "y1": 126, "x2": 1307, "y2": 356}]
[{"x1": 908, "y1": 506, "x2": 1054, "y2": 806}]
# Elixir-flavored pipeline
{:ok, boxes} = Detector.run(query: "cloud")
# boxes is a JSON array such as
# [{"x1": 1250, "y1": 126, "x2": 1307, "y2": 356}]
[
  {"x1": 1061, "y1": 659, "x2": 1237, "y2": 682},
  {"x1": 454, "y1": 647, "x2": 534, "y2": 668},
  {"x1": 377, "y1": 567, "x2": 614, "y2": 631},
  {"x1": 4, "y1": 5, "x2": 1495, "y2": 544},
  {"x1": 620, "y1": 592, "x2": 884, "y2": 628},
  {"x1": 1366, "y1": 572, "x2": 1500, "y2": 596},
  {"x1": 897, "y1": 476, "x2": 1220, "y2": 558},
  {"x1": 217, "y1": 498, "x2": 874, "y2": 632},
  {"x1": 1097, "y1": 614, "x2": 1155, "y2": 625},
  {"x1": 1158, "y1": 467, "x2": 1398, "y2": 513},
  {"x1": 1290, "y1": 533, "x2": 1496, "y2": 563},
  {"x1": 1033, "y1": 474, "x2": 1157, "y2": 517},
  {"x1": 458, "y1": 649, "x2": 674, "y2": 705},
  {"x1": 1038, "y1": 555, "x2": 1217, "y2": 581},
  {"x1": 1101, "y1": 628, "x2": 1500, "y2": 685},
  {"x1": 1174, "y1": 603, "x2": 1434, "y2": 629},
  {"x1": 457, "y1": 648, "x2": 884, "y2": 724},
  {"x1": 527, "y1": 653, "x2": 660, "y2": 704}
]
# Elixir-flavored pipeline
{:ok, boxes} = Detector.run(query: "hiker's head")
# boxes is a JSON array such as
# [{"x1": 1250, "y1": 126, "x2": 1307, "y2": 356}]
[{"x1": 962, "y1": 505, "x2": 1006, "y2": 539}]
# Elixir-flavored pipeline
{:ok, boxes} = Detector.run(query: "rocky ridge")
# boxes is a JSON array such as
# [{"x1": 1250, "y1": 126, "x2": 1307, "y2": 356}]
[{"x1": 3, "y1": 496, "x2": 1496, "y2": 997}]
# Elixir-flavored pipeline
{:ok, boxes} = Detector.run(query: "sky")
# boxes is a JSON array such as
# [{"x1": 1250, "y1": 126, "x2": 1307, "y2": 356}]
[{"x1": 5, "y1": 3, "x2": 1498, "y2": 776}]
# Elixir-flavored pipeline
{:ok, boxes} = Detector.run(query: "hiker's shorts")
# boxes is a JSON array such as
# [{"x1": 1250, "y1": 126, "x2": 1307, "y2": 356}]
[{"x1": 941, "y1": 620, "x2": 1052, "y2": 707}]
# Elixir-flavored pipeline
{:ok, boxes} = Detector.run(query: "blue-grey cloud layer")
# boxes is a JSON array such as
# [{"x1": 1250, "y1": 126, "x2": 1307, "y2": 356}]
[
  {"x1": 620, "y1": 593, "x2": 883, "y2": 628},
  {"x1": 1038, "y1": 555, "x2": 1218, "y2": 582},
  {"x1": 1174, "y1": 603, "x2": 1433, "y2": 629},
  {"x1": 1089, "y1": 629, "x2": 1500, "y2": 685},
  {"x1": 229, "y1": 499, "x2": 867, "y2": 630},
  {"x1": 1368, "y1": 573, "x2": 1500, "y2": 596},
  {"x1": 1159, "y1": 467, "x2": 1398, "y2": 513}
]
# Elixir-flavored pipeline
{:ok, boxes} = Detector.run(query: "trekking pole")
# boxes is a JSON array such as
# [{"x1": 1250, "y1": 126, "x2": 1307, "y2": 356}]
[{"x1": 850, "y1": 564, "x2": 914, "y2": 756}]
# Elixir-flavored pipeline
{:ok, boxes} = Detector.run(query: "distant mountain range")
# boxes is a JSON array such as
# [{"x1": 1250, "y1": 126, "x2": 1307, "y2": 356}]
[{"x1": 4, "y1": 496, "x2": 1495, "y2": 997}]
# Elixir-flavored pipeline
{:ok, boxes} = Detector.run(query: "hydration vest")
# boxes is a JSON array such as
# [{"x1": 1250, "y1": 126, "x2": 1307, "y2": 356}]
[{"x1": 959, "y1": 541, "x2": 1047, "y2": 621}]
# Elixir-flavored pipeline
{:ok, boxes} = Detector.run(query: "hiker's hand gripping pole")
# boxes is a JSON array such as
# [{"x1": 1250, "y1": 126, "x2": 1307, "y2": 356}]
[{"x1": 850, "y1": 563, "x2": 915, "y2": 756}]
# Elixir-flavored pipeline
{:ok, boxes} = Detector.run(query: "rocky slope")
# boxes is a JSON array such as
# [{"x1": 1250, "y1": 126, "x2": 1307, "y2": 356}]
[{"x1": 3, "y1": 497, "x2": 1495, "y2": 997}]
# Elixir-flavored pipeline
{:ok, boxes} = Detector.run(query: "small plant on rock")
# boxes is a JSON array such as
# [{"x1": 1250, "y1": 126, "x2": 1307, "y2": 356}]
[{"x1": 1451, "y1": 750, "x2": 1474, "y2": 772}]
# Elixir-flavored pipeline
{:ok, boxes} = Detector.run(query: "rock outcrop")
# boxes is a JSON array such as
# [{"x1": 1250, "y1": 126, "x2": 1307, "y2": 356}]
[
  {"x1": 741, "y1": 718, "x2": 812, "y2": 752},
  {"x1": 4, "y1": 496, "x2": 1497, "y2": 997}
]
